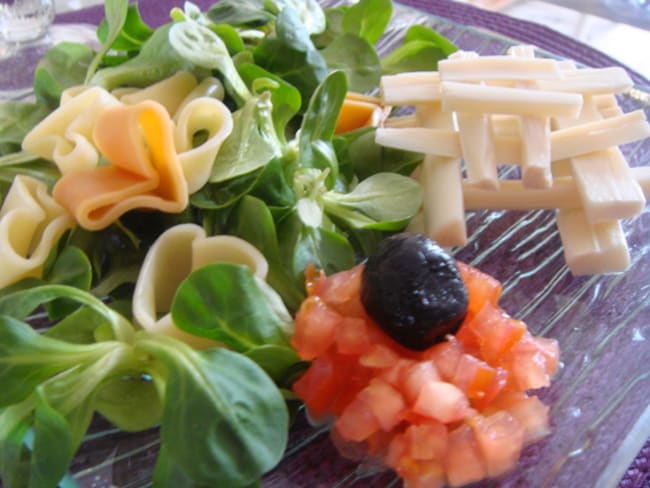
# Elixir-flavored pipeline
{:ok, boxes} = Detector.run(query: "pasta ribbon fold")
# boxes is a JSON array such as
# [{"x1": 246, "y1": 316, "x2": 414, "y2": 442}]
[
  {"x1": 0, "y1": 175, "x2": 75, "y2": 288},
  {"x1": 23, "y1": 72, "x2": 233, "y2": 230},
  {"x1": 22, "y1": 87, "x2": 121, "y2": 175},
  {"x1": 174, "y1": 96, "x2": 234, "y2": 193},
  {"x1": 53, "y1": 101, "x2": 189, "y2": 230},
  {"x1": 132, "y1": 223, "x2": 268, "y2": 349}
]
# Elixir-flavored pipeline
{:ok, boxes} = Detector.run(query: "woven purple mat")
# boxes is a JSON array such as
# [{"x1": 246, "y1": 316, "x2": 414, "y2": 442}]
[{"x1": 55, "y1": 1, "x2": 650, "y2": 486}]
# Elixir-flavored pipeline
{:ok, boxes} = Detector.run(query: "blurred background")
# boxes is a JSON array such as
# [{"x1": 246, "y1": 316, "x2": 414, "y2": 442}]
[{"x1": 456, "y1": 0, "x2": 650, "y2": 79}]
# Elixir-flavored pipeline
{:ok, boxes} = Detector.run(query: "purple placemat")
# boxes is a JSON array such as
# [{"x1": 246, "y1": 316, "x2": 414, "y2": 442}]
[{"x1": 54, "y1": 1, "x2": 650, "y2": 486}]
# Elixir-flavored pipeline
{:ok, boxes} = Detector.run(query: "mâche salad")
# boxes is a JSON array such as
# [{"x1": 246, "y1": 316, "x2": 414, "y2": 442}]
[{"x1": 0, "y1": 0, "x2": 648, "y2": 487}]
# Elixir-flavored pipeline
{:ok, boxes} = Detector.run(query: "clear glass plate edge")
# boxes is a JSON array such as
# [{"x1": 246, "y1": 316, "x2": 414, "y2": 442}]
[{"x1": 8, "y1": 2, "x2": 647, "y2": 487}]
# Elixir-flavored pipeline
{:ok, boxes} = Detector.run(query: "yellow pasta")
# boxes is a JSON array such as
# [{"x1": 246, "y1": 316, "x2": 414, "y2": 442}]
[
  {"x1": 0, "y1": 175, "x2": 75, "y2": 289},
  {"x1": 175, "y1": 76, "x2": 225, "y2": 115},
  {"x1": 174, "y1": 97, "x2": 233, "y2": 192},
  {"x1": 22, "y1": 87, "x2": 120, "y2": 175},
  {"x1": 117, "y1": 71, "x2": 198, "y2": 116},
  {"x1": 23, "y1": 71, "x2": 233, "y2": 231},
  {"x1": 132, "y1": 223, "x2": 269, "y2": 349},
  {"x1": 52, "y1": 100, "x2": 189, "y2": 230}
]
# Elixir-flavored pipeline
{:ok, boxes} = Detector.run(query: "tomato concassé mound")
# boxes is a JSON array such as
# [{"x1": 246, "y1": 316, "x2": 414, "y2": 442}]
[{"x1": 291, "y1": 261, "x2": 559, "y2": 488}]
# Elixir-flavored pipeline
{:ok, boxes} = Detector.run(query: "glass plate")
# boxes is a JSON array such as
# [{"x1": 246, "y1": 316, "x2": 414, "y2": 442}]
[
  {"x1": 59, "y1": 2, "x2": 650, "y2": 487},
  {"x1": 0, "y1": 23, "x2": 98, "y2": 101}
]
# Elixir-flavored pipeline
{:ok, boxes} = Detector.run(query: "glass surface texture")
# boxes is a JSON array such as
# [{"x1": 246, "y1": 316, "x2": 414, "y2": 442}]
[
  {"x1": 0, "y1": 0, "x2": 54, "y2": 43},
  {"x1": 31, "y1": 2, "x2": 650, "y2": 487}
]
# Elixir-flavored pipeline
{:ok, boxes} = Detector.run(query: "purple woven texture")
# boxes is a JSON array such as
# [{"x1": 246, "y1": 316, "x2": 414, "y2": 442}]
[{"x1": 54, "y1": 1, "x2": 650, "y2": 487}]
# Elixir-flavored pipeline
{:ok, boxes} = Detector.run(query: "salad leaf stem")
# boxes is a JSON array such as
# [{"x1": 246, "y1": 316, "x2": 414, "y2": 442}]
[
  {"x1": 84, "y1": 0, "x2": 129, "y2": 84},
  {"x1": 0, "y1": 285, "x2": 135, "y2": 343}
]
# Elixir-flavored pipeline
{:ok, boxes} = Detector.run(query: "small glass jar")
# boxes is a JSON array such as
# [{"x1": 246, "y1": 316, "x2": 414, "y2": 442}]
[{"x1": 0, "y1": 0, "x2": 55, "y2": 45}]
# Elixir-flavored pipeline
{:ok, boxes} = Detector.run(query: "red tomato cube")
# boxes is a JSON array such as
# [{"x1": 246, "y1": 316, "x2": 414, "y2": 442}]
[
  {"x1": 444, "y1": 423, "x2": 487, "y2": 487},
  {"x1": 469, "y1": 411, "x2": 525, "y2": 477},
  {"x1": 412, "y1": 381, "x2": 473, "y2": 424}
]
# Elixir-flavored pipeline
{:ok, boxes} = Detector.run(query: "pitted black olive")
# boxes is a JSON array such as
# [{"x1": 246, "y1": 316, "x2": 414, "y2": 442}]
[{"x1": 360, "y1": 233, "x2": 468, "y2": 350}]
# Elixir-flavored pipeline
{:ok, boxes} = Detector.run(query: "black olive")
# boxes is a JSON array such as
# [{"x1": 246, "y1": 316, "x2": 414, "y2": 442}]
[{"x1": 360, "y1": 233, "x2": 468, "y2": 350}]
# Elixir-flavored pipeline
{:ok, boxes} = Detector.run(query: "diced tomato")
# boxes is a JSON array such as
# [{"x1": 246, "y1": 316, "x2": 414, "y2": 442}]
[
  {"x1": 336, "y1": 316, "x2": 371, "y2": 355},
  {"x1": 291, "y1": 296, "x2": 342, "y2": 360},
  {"x1": 405, "y1": 421, "x2": 448, "y2": 461},
  {"x1": 380, "y1": 358, "x2": 417, "y2": 387},
  {"x1": 466, "y1": 302, "x2": 527, "y2": 364},
  {"x1": 292, "y1": 353, "x2": 339, "y2": 417},
  {"x1": 425, "y1": 337, "x2": 464, "y2": 381},
  {"x1": 487, "y1": 392, "x2": 551, "y2": 445},
  {"x1": 291, "y1": 260, "x2": 558, "y2": 488},
  {"x1": 444, "y1": 423, "x2": 487, "y2": 487},
  {"x1": 452, "y1": 354, "x2": 495, "y2": 396},
  {"x1": 334, "y1": 395, "x2": 381, "y2": 442},
  {"x1": 402, "y1": 361, "x2": 442, "y2": 404},
  {"x1": 328, "y1": 357, "x2": 375, "y2": 416},
  {"x1": 359, "y1": 343, "x2": 401, "y2": 369},
  {"x1": 304, "y1": 263, "x2": 325, "y2": 296},
  {"x1": 387, "y1": 431, "x2": 446, "y2": 488},
  {"x1": 358, "y1": 378, "x2": 406, "y2": 431},
  {"x1": 412, "y1": 381, "x2": 473, "y2": 424},
  {"x1": 366, "y1": 429, "x2": 395, "y2": 458},
  {"x1": 468, "y1": 411, "x2": 525, "y2": 477},
  {"x1": 385, "y1": 431, "x2": 409, "y2": 469},
  {"x1": 293, "y1": 350, "x2": 370, "y2": 418},
  {"x1": 318, "y1": 264, "x2": 367, "y2": 318},
  {"x1": 402, "y1": 460, "x2": 446, "y2": 488},
  {"x1": 456, "y1": 261, "x2": 502, "y2": 319},
  {"x1": 503, "y1": 333, "x2": 560, "y2": 390},
  {"x1": 455, "y1": 321, "x2": 481, "y2": 352},
  {"x1": 474, "y1": 367, "x2": 509, "y2": 411},
  {"x1": 530, "y1": 335, "x2": 560, "y2": 377}
]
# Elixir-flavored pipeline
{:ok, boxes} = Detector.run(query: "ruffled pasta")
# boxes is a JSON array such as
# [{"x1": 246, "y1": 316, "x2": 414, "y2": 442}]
[
  {"x1": 24, "y1": 71, "x2": 232, "y2": 230},
  {"x1": 117, "y1": 71, "x2": 199, "y2": 116},
  {"x1": 132, "y1": 223, "x2": 268, "y2": 349},
  {"x1": 22, "y1": 87, "x2": 121, "y2": 175},
  {"x1": 174, "y1": 96, "x2": 233, "y2": 193},
  {"x1": 0, "y1": 175, "x2": 75, "y2": 289},
  {"x1": 116, "y1": 72, "x2": 231, "y2": 192},
  {"x1": 52, "y1": 100, "x2": 189, "y2": 230}
]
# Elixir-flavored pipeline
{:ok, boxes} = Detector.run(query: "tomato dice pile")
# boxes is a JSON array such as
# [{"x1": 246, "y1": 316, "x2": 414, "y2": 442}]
[{"x1": 291, "y1": 262, "x2": 559, "y2": 488}]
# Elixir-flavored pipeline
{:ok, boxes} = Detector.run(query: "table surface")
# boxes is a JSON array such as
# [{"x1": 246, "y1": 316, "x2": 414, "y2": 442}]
[{"x1": 43, "y1": 1, "x2": 650, "y2": 487}]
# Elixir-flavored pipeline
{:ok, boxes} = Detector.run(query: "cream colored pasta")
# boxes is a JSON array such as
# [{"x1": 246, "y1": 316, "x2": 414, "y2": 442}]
[
  {"x1": 132, "y1": 223, "x2": 269, "y2": 349},
  {"x1": 174, "y1": 96, "x2": 233, "y2": 193},
  {"x1": 52, "y1": 100, "x2": 189, "y2": 231},
  {"x1": 22, "y1": 87, "x2": 120, "y2": 175},
  {"x1": 117, "y1": 71, "x2": 198, "y2": 116},
  {"x1": 175, "y1": 76, "x2": 225, "y2": 114},
  {"x1": 0, "y1": 175, "x2": 75, "y2": 289}
]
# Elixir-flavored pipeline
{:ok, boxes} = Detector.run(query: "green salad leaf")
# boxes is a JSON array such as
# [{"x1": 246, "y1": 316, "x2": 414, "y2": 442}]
[
  {"x1": 342, "y1": 0, "x2": 393, "y2": 45},
  {"x1": 254, "y1": 8, "x2": 328, "y2": 111},
  {"x1": 96, "y1": 4, "x2": 154, "y2": 53},
  {"x1": 85, "y1": 0, "x2": 129, "y2": 83},
  {"x1": 206, "y1": 0, "x2": 274, "y2": 27},
  {"x1": 33, "y1": 43, "x2": 95, "y2": 108},
  {"x1": 90, "y1": 24, "x2": 191, "y2": 89},
  {"x1": 169, "y1": 20, "x2": 252, "y2": 105},
  {"x1": 171, "y1": 263, "x2": 293, "y2": 351},
  {"x1": 209, "y1": 92, "x2": 283, "y2": 183},
  {"x1": 0, "y1": 103, "x2": 50, "y2": 155},
  {"x1": 137, "y1": 336, "x2": 289, "y2": 487},
  {"x1": 321, "y1": 33, "x2": 382, "y2": 93}
]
